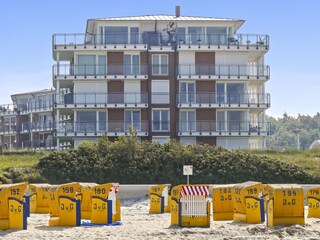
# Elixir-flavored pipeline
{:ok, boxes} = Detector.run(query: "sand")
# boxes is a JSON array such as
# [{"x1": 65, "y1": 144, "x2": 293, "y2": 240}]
[{"x1": 1, "y1": 198, "x2": 320, "y2": 240}]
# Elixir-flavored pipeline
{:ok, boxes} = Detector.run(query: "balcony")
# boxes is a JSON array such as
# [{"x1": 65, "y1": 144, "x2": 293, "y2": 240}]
[
  {"x1": 21, "y1": 140, "x2": 56, "y2": 150},
  {"x1": 177, "y1": 64, "x2": 270, "y2": 80},
  {"x1": 54, "y1": 121, "x2": 149, "y2": 137},
  {"x1": 177, "y1": 121, "x2": 271, "y2": 136},
  {"x1": 176, "y1": 33, "x2": 269, "y2": 52},
  {"x1": 0, "y1": 125, "x2": 17, "y2": 135},
  {"x1": 17, "y1": 100, "x2": 53, "y2": 114},
  {"x1": 0, "y1": 104, "x2": 17, "y2": 116},
  {"x1": 54, "y1": 92, "x2": 148, "y2": 108},
  {"x1": 177, "y1": 93, "x2": 270, "y2": 108},
  {"x1": 53, "y1": 64, "x2": 148, "y2": 80},
  {"x1": 53, "y1": 33, "x2": 269, "y2": 52},
  {"x1": 20, "y1": 121, "x2": 54, "y2": 133}
]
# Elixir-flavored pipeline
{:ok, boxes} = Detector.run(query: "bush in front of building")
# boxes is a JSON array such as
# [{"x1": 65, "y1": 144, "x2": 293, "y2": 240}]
[{"x1": 37, "y1": 135, "x2": 315, "y2": 185}]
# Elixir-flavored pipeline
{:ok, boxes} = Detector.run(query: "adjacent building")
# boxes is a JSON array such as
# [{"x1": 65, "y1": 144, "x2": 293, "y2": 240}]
[
  {"x1": 0, "y1": 89, "x2": 55, "y2": 150},
  {"x1": 0, "y1": 7, "x2": 271, "y2": 150}
]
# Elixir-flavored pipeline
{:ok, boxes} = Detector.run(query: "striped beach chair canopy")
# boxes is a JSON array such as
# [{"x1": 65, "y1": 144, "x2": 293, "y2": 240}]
[
  {"x1": 110, "y1": 183, "x2": 120, "y2": 194},
  {"x1": 181, "y1": 185, "x2": 209, "y2": 198}
]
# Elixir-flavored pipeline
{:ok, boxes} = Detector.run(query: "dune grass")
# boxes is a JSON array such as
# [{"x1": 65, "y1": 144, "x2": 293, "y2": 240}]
[
  {"x1": 247, "y1": 149, "x2": 320, "y2": 177},
  {"x1": 0, "y1": 152, "x2": 46, "y2": 173}
]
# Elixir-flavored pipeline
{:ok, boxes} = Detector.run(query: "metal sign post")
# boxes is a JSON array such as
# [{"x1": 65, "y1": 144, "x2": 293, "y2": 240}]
[{"x1": 183, "y1": 165, "x2": 193, "y2": 185}]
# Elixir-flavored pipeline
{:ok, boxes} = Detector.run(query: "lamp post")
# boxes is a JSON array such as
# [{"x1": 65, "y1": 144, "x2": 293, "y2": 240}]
[{"x1": 293, "y1": 129, "x2": 301, "y2": 150}]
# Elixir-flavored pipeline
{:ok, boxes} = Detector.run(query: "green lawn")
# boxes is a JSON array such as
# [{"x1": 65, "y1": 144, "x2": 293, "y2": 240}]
[{"x1": 247, "y1": 149, "x2": 320, "y2": 177}]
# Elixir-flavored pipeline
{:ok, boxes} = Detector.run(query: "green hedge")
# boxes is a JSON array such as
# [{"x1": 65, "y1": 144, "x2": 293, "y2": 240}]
[{"x1": 37, "y1": 136, "x2": 316, "y2": 185}]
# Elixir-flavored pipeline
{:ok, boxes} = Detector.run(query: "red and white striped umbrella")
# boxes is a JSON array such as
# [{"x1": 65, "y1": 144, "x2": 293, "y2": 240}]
[{"x1": 181, "y1": 185, "x2": 209, "y2": 198}]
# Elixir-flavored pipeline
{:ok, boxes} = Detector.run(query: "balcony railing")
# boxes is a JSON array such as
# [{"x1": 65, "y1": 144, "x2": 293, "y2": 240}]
[
  {"x1": 0, "y1": 104, "x2": 17, "y2": 115},
  {"x1": 54, "y1": 121, "x2": 149, "y2": 134},
  {"x1": 177, "y1": 64, "x2": 270, "y2": 78},
  {"x1": 21, "y1": 140, "x2": 55, "y2": 150},
  {"x1": 21, "y1": 121, "x2": 54, "y2": 132},
  {"x1": 54, "y1": 92, "x2": 148, "y2": 105},
  {"x1": 0, "y1": 125, "x2": 17, "y2": 134},
  {"x1": 16, "y1": 100, "x2": 53, "y2": 114},
  {"x1": 177, "y1": 93, "x2": 270, "y2": 106},
  {"x1": 53, "y1": 64, "x2": 148, "y2": 77},
  {"x1": 177, "y1": 121, "x2": 271, "y2": 134},
  {"x1": 53, "y1": 33, "x2": 269, "y2": 48}
]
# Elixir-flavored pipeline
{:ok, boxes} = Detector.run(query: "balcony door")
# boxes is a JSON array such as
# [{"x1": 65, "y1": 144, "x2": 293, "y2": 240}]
[
  {"x1": 76, "y1": 111, "x2": 96, "y2": 133},
  {"x1": 179, "y1": 82, "x2": 195, "y2": 104},
  {"x1": 125, "y1": 110, "x2": 141, "y2": 131},
  {"x1": 77, "y1": 55, "x2": 96, "y2": 75},
  {"x1": 124, "y1": 54, "x2": 140, "y2": 75},
  {"x1": 180, "y1": 110, "x2": 196, "y2": 131},
  {"x1": 124, "y1": 81, "x2": 140, "y2": 104}
]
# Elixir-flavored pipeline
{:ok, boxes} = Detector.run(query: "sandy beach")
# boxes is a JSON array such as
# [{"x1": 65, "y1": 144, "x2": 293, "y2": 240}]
[{"x1": 0, "y1": 198, "x2": 320, "y2": 240}]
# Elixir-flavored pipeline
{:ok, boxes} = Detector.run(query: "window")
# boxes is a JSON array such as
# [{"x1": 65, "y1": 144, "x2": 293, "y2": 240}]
[
  {"x1": 207, "y1": 27, "x2": 227, "y2": 44},
  {"x1": 187, "y1": 27, "x2": 205, "y2": 44},
  {"x1": 104, "y1": 26, "x2": 128, "y2": 44},
  {"x1": 125, "y1": 110, "x2": 141, "y2": 131},
  {"x1": 179, "y1": 110, "x2": 196, "y2": 131},
  {"x1": 98, "y1": 55, "x2": 107, "y2": 75},
  {"x1": 217, "y1": 111, "x2": 225, "y2": 131},
  {"x1": 77, "y1": 55, "x2": 96, "y2": 75},
  {"x1": 152, "y1": 54, "x2": 168, "y2": 75},
  {"x1": 151, "y1": 80, "x2": 169, "y2": 104},
  {"x1": 152, "y1": 136, "x2": 170, "y2": 144},
  {"x1": 98, "y1": 112, "x2": 107, "y2": 131},
  {"x1": 152, "y1": 109, "x2": 169, "y2": 131},
  {"x1": 217, "y1": 111, "x2": 248, "y2": 132},
  {"x1": 124, "y1": 54, "x2": 140, "y2": 75},
  {"x1": 216, "y1": 83, "x2": 247, "y2": 104},
  {"x1": 124, "y1": 81, "x2": 140, "y2": 103},
  {"x1": 130, "y1": 27, "x2": 139, "y2": 44},
  {"x1": 179, "y1": 82, "x2": 195, "y2": 104},
  {"x1": 177, "y1": 27, "x2": 186, "y2": 43},
  {"x1": 76, "y1": 111, "x2": 96, "y2": 132},
  {"x1": 217, "y1": 83, "x2": 225, "y2": 104}
]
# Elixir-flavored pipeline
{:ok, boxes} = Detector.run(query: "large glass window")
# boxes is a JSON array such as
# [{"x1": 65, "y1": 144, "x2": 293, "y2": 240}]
[
  {"x1": 187, "y1": 27, "x2": 205, "y2": 44},
  {"x1": 77, "y1": 55, "x2": 96, "y2": 75},
  {"x1": 179, "y1": 82, "x2": 195, "y2": 104},
  {"x1": 207, "y1": 27, "x2": 227, "y2": 45},
  {"x1": 217, "y1": 83, "x2": 247, "y2": 104},
  {"x1": 124, "y1": 54, "x2": 140, "y2": 75},
  {"x1": 153, "y1": 109, "x2": 169, "y2": 131},
  {"x1": 125, "y1": 110, "x2": 141, "y2": 131},
  {"x1": 152, "y1": 54, "x2": 168, "y2": 75},
  {"x1": 105, "y1": 26, "x2": 128, "y2": 44},
  {"x1": 179, "y1": 111, "x2": 196, "y2": 131},
  {"x1": 227, "y1": 83, "x2": 246, "y2": 104},
  {"x1": 76, "y1": 111, "x2": 96, "y2": 132}
]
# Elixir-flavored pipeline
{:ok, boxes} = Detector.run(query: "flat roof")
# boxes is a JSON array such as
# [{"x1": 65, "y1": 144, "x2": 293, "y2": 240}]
[{"x1": 90, "y1": 14, "x2": 244, "y2": 22}]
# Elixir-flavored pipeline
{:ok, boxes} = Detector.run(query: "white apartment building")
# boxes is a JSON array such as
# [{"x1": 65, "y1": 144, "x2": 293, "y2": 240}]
[{"x1": 0, "y1": 7, "x2": 271, "y2": 150}]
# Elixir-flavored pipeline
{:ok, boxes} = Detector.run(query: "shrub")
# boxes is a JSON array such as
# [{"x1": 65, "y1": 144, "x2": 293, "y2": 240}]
[{"x1": 37, "y1": 136, "x2": 316, "y2": 185}]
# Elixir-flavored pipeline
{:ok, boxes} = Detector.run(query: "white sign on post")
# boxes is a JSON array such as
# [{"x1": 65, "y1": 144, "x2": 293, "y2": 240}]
[
  {"x1": 183, "y1": 165, "x2": 193, "y2": 175},
  {"x1": 183, "y1": 165, "x2": 193, "y2": 184}
]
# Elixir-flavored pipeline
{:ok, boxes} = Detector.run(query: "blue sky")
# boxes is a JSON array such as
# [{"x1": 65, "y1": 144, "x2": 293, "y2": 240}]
[{"x1": 0, "y1": 0, "x2": 319, "y2": 117}]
